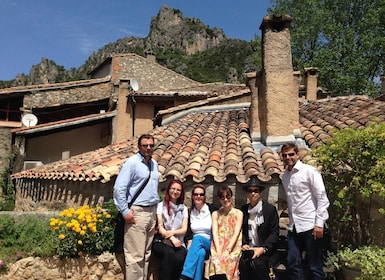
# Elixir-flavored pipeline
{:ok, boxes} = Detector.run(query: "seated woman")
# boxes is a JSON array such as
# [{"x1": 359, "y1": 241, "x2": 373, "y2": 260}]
[
  {"x1": 152, "y1": 179, "x2": 188, "y2": 280},
  {"x1": 239, "y1": 177, "x2": 279, "y2": 280},
  {"x1": 210, "y1": 186, "x2": 243, "y2": 280},
  {"x1": 180, "y1": 184, "x2": 215, "y2": 280}
]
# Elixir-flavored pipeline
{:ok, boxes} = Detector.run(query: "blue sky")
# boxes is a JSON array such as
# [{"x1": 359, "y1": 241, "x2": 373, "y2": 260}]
[{"x1": 0, "y1": 0, "x2": 273, "y2": 81}]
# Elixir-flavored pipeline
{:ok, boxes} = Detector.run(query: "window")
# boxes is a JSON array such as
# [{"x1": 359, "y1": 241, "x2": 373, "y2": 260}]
[{"x1": 0, "y1": 97, "x2": 23, "y2": 122}]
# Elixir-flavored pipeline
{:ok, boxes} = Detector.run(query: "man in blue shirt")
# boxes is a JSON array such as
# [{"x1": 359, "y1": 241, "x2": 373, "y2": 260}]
[{"x1": 113, "y1": 134, "x2": 160, "y2": 279}]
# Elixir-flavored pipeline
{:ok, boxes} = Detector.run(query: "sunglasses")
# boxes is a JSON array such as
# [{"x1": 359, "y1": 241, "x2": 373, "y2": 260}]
[
  {"x1": 141, "y1": 144, "x2": 155, "y2": 148},
  {"x1": 282, "y1": 152, "x2": 296, "y2": 158},
  {"x1": 192, "y1": 193, "x2": 205, "y2": 197},
  {"x1": 220, "y1": 195, "x2": 232, "y2": 200},
  {"x1": 247, "y1": 188, "x2": 261, "y2": 194}
]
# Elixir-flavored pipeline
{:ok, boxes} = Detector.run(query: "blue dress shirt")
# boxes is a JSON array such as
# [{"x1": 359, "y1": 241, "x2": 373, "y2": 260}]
[{"x1": 113, "y1": 152, "x2": 159, "y2": 217}]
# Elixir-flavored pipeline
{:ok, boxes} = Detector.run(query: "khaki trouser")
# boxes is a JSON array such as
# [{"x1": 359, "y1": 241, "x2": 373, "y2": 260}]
[{"x1": 124, "y1": 205, "x2": 156, "y2": 280}]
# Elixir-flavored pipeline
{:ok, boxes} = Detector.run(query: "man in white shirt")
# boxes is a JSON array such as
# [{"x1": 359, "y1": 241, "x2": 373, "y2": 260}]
[{"x1": 281, "y1": 143, "x2": 330, "y2": 280}]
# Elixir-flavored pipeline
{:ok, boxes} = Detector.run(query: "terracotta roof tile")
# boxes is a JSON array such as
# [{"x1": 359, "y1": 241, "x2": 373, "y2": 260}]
[{"x1": 12, "y1": 95, "x2": 385, "y2": 185}]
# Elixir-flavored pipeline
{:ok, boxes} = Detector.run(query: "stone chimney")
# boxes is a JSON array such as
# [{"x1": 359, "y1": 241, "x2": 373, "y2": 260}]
[
  {"x1": 304, "y1": 67, "x2": 319, "y2": 100},
  {"x1": 144, "y1": 49, "x2": 156, "y2": 63},
  {"x1": 246, "y1": 71, "x2": 261, "y2": 139},
  {"x1": 254, "y1": 14, "x2": 300, "y2": 146}
]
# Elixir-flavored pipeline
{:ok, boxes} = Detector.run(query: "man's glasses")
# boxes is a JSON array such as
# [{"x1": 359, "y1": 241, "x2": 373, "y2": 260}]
[
  {"x1": 141, "y1": 144, "x2": 155, "y2": 148},
  {"x1": 192, "y1": 193, "x2": 205, "y2": 197},
  {"x1": 282, "y1": 152, "x2": 296, "y2": 158},
  {"x1": 247, "y1": 188, "x2": 261, "y2": 194},
  {"x1": 220, "y1": 195, "x2": 232, "y2": 200}
]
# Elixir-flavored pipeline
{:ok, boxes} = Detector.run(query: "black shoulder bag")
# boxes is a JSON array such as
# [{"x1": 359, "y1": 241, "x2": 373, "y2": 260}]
[
  {"x1": 114, "y1": 162, "x2": 152, "y2": 252},
  {"x1": 127, "y1": 162, "x2": 152, "y2": 208}
]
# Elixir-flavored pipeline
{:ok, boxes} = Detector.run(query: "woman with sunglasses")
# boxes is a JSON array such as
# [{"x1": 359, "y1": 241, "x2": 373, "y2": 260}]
[
  {"x1": 152, "y1": 179, "x2": 188, "y2": 280},
  {"x1": 180, "y1": 184, "x2": 216, "y2": 280},
  {"x1": 209, "y1": 186, "x2": 243, "y2": 280},
  {"x1": 239, "y1": 177, "x2": 279, "y2": 280}
]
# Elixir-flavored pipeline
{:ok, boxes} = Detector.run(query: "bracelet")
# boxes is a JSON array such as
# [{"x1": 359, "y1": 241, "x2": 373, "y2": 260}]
[{"x1": 263, "y1": 247, "x2": 268, "y2": 254}]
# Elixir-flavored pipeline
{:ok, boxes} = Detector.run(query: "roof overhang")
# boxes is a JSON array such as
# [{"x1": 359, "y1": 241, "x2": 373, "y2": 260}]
[{"x1": 13, "y1": 111, "x2": 116, "y2": 136}]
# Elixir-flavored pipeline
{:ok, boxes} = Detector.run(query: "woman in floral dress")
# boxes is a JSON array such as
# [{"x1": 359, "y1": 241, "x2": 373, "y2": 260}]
[{"x1": 210, "y1": 186, "x2": 243, "y2": 279}]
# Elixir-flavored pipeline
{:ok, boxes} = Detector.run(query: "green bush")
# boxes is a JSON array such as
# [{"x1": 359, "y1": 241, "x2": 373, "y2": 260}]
[
  {"x1": 326, "y1": 246, "x2": 385, "y2": 279},
  {"x1": 0, "y1": 215, "x2": 56, "y2": 265},
  {"x1": 313, "y1": 120, "x2": 385, "y2": 247}
]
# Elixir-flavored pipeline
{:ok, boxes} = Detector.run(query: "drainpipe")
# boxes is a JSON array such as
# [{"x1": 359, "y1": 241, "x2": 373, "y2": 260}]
[{"x1": 130, "y1": 95, "x2": 136, "y2": 137}]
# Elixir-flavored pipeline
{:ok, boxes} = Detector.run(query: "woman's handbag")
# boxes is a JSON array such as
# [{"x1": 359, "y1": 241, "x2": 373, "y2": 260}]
[
  {"x1": 209, "y1": 274, "x2": 227, "y2": 280},
  {"x1": 152, "y1": 232, "x2": 175, "y2": 248},
  {"x1": 241, "y1": 249, "x2": 254, "y2": 261}
]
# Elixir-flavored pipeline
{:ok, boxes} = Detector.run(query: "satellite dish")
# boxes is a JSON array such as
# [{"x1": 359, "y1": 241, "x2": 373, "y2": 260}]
[
  {"x1": 130, "y1": 78, "x2": 139, "y2": 91},
  {"x1": 21, "y1": 113, "x2": 38, "y2": 127}
]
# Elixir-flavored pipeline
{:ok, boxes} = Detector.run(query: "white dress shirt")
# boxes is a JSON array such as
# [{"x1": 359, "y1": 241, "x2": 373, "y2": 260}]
[{"x1": 282, "y1": 160, "x2": 330, "y2": 233}]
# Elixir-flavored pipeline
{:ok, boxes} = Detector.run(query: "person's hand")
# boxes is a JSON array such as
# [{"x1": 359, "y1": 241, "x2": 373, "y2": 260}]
[
  {"x1": 124, "y1": 211, "x2": 135, "y2": 224},
  {"x1": 170, "y1": 236, "x2": 182, "y2": 248},
  {"x1": 313, "y1": 226, "x2": 324, "y2": 240},
  {"x1": 163, "y1": 230, "x2": 174, "y2": 239},
  {"x1": 252, "y1": 247, "x2": 265, "y2": 259},
  {"x1": 241, "y1": 244, "x2": 251, "y2": 251}
]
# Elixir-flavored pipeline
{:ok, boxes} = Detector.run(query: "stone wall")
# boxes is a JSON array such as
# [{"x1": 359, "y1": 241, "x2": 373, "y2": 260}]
[
  {"x1": 112, "y1": 55, "x2": 199, "y2": 91},
  {"x1": 0, "y1": 127, "x2": 13, "y2": 197},
  {"x1": 0, "y1": 127, "x2": 12, "y2": 174},
  {"x1": 2, "y1": 253, "x2": 124, "y2": 280},
  {"x1": 22, "y1": 81, "x2": 113, "y2": 109},
  {"x1": 14, "y1": 179, "x2": 114, "y2": 212}
]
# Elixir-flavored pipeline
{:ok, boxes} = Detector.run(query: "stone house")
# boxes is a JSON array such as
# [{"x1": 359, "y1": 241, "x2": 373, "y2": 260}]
[
  {"x1": 8, "y1": 13, "x2": 385, "y2": 244},
  {"x1": 1, "y1": 53, "x2": 224, "y2": 176}
]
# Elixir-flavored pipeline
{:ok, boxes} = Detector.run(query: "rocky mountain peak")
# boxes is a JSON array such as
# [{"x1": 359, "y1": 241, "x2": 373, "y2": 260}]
[{"x1": 146, "y1": 5, "x2": 226, "y2": 54}]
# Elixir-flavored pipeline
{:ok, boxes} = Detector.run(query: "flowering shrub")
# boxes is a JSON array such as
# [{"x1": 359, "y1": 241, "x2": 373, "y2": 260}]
[{"x1": 50, "y1": 205, "x2": 115, "y2": 258}]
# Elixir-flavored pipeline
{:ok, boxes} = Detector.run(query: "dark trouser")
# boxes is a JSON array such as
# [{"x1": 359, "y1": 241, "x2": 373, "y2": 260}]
[
  {"x1": 239, "y1": 254, "x2": 270, "y2": 280},
  {"x1": 287, "y1": 227, "x2": 324, "y2": 280},
  {"x1": 152, "y1": 242, "x2": 187, "y2": 280}
]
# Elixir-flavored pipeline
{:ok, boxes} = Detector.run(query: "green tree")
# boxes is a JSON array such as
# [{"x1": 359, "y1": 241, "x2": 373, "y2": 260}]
[
  {"x1": 312, "y1": 121, "x2": 385, "y2": 248},
  {"x1": 270, "y1": 0, "x2": 385, "y2": 97}
]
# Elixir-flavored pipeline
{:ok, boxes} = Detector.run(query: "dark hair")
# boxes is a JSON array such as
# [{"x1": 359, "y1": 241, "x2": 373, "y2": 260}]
[
  {"x1": 280, "y1": 142, "x2": 299, "y2": 154},
  {"x1": 164, "y1": 179, "x2": 185, "y2": 216},
  {"x1": 217, "y1": 186, "x2": 232, "y2": 198},
  {"x1": 138, "y1": 134, "x2": 155, "y2": 146},
  {"x1": 191, "y1": 184, "x2": 206, "y2": 210}
]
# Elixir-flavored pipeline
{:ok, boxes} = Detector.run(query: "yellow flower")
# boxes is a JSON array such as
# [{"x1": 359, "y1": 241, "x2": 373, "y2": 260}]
[
  {"x1": 80, "y1": 230, "x2": 86, "y2": 236},
  {"x1": 59, "y1": 234, "x2": 66, "y2": 240},
  {"x1": 78, "y1": 240, "x2": 83, "y2": 245}
]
